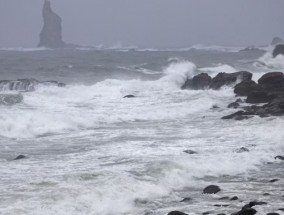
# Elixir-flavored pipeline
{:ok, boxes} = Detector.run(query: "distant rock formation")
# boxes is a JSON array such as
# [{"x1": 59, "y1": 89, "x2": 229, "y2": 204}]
[
  {"x1": 38, "y1": 0, "x2": 66, "y2": 48},
  {"x1": 271, "y1": 37, "x2": 284, "y2": 46},
  {"x1": 272, "y1": 44, "x2": 284, "y2": 58}
]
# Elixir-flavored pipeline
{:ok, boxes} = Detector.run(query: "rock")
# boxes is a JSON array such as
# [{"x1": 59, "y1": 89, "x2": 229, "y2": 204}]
[
  {"x1": 0, "y1": 93, "x2": 24, "y2": 105},
  {"x1": 211, "y1": 105, "x2": 220, "y2": 109},
  {"x1": 217, "y1": 214, "x2": 226, "y2": 215},
  {"x1": 219, "y1": 196, "x2": 230, "y2": 200},
  {"x1": 183, "y1": 150, "x2": 198, "y2": 154},
  {"x1": 182, "y1": 73, "x2": 212, "y2": 90},
  {"x1": 271, "y1": 37, "x2": 284, "y2": 46},
  {"x1": 278, "y1": 208, "x2": 284, "y2": 212},
  {"x1": 210, "y1": 71, "x2": 252, "y2": 90},
  {"x1": 258, "y1": 72, "x2": 284, "y2": 91},
  {"x1": 230, "y1": 196, "x2": 239, "y2": 201},
  {"x1": 236, "y1": 147, "x2": 249, "y2": 153},
  {"x1": 214, "y1": 204, "x2": 229, "y2": 207},
  {"x1": 275, "y1": 155, "x2": 284, "y2": 160},
  {"x1": 234, "y1": 80, "x2": 262, "y2": 97},
  {"x1": 168, "y1": 211, "x2": 188, "y2": 215},
  {"x1": 272, "y1": 44, "x2": 284, "y2": 58},
  {"x1": 246, "y1": 91, "x2": 272, "y2": 104},
  {"x1": 236, "y1": 98, "x2": 244, "y2": 103},
  {"x1": 202, "y1": 212, "x2": 211, "y2": 215},
  {"x1": 242, "y1": 201, "x2": 267, "y2": 209},
  {"x1": 263, "y1": 193, "x2": 270, "y2": 196},
  {"x1": 38, "y1": 0, "x2": 66, "y2": 48},
  {"x1": 180, "y1": 197, "x2": 192, "y2": 202},
  {"x1": 14, "y1": 155, "x2": 27, "y2": 160},
  {"x1": 228, "y1": 102, "x2": 240, "y2": 109},
  {"x1": 0, "y1": 79, "x2": 39, "y2": 92},
  {"x1": 269, "y1": 179, "x2": 279, "y2": 183},
  {"x1": 267, "y1": 213, "x2": 280, "y2": 215},
  {"x1": 235, "y1": 208, "x2": 257, "y2": 215},
  {"x1": 222, "y1": 111, "x2": 250, "y2": 120},
  {"x1": 123, "y1": 95, "x2": 136, "y2": 98},
  {"x1": 203, "y1": 185, "x2": 221, "y2": 194}
]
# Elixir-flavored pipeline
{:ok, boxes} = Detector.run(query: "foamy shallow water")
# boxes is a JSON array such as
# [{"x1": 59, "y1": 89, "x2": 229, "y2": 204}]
[{"x1": 0, "y1": 49, "x2": 283, "y2": 215}]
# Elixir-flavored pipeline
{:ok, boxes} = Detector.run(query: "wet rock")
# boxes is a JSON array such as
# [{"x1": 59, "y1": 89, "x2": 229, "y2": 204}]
[
  {"x1": 235, "y1": 208, "x2": 257, "y2": 215},
  {"x1": 234, "y1": 80, "x2": 262, "y2": 97},
  {"x1": 236, "y1": 98, "x2": 244, "y2": 103},
  {"x1": 272, "y1": 44, "x2": 284, "y2": 58},
  {"x1": 168, "y1": 211, "x2": 188, "y2": 215},
  {"x1": 14, "y1": 155, "x2": 27, "y2": 160},
  {"x1": 182, "y1": 73, "x2": 212, "y2": 90},
  {"x1": 214, "y1": 204, "x2": 229, "y2": 207},
  {"x1": 202, "y1": 212, "x2": 211, "y2": 215},
  {"x1": 0, "y1": 79, "x2": 39, "y2": 92},
  {"x1": 183, "y1": 150, "x2": 198, "y2": 154},
  {"x1": 242, "y1": 201, "x2": 267, "y2": 209},
  {"x1": 222, "y1": 111, "x2": 250, "y2": 120},
  {"x1": 210, "y1": 71, "x2": 252, "y2": 90},
  {"x1": 266, "y1": 213, "x2": 280, "y2": 215},
  {"x1": 230, "y1": 196, "x2": 239, "y2": 201},
  {"x1": 263, "y1": 193, "x2": 270, "y2": 196},
  {"x1": 38, "y1": 0, "x2": 66, "y2": 48},
  {"x1": 123, "y1": 95, "x2": 136, "y2": 98},
  {"x1": 246, "y1": 91, "x2": 272, "y2": 104},
  {"x1": 180, "y1": 197, "x2": 192, "y2": 202},
  {"x1": 236, "y1": 147, "x2": 250, "y2": 153},
  {"x1": 258, "y1": 72, "x2": 284, "y2": 92},
  {"x1": 211, "y1": 105, "x2": 220, "y2": 109},
  {"x1": 228, "y1": 102, "x2": 240, "y2": 109},
  {"x1": 217, "y1": 214, "x2": 226, "y2": 215},
  {"x1": 275, "y1": 155, "x2": 284, "y2": 160},
  {"x1": 278, "y1": 208, "x2": 284, "y2": 212},
  {"x1": 269, "y1": 179, "x2": 279, "y2": 183},
  {"x1": 203, "y1": 185, "x2": 221, "y2": 194}
]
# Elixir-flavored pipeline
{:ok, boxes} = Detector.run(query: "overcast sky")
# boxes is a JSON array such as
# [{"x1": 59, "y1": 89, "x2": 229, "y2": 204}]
[{"x1": 0, "y1": 0, "x2": 283, "y2": 48}]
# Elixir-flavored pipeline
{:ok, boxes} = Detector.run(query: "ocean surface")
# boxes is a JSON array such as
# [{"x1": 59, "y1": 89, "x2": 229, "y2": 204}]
[{"x1": 0, "y1": 46, "x2": 283, "y2": 215}]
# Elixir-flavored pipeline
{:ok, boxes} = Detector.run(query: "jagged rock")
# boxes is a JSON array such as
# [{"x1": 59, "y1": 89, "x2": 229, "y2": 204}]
[
  {"x1": 242, "y1": 201, "x2": 267, "y2": 210},
  {"x1": 272, "y1": 44, "x2": 284, "y2": 58},
  {"x1": 14, "y1": 155, "x2": 27, "y2": 160},
  {"x1": 234, "y1": 80, "x2": 262, "y2": 97},
  {"x1": 203, "y1": 185, "x2": 221, "y2": 194},
  {"x1": 38, "y1": 0, "x2": 66, "y2": 48},
  {"x1": 0, "y1": 79, "x2": 39, "y2": 92},
  {"x1": 182, "y1": 73, "x2": 212, "y2": 90},
  {"x1": 210, "y1": 71, "x2": 252, "y2": 90},
  {"x1": 222, "y1": 111, "x2": 250, "y2": 120},
  {"x1": 168, "y1": 211, "x2": 188, "y2": 215},
  {"x1": 271, "y1": 37, "x2": 284, "y2": 46}
]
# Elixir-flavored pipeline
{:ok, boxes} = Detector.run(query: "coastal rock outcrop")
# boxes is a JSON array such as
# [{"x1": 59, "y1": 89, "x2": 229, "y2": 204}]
[
  {"x1": 38, "y1": 0, "x2": 66, "y2": 48},
  {"x1": 272, "y1": 44, "x2": 284, "y2": 58},
  {"x1": 271, "y1": 37, "x2": 284, "y2": 46},
  {"x1": 182, "y1": 73, "x2": 212, "y2": 90}
]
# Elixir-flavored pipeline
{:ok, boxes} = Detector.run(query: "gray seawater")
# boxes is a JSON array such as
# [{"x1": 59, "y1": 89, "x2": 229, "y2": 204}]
[{"x1": 0, "y1": 48, "x2": 283, "y2": 215}]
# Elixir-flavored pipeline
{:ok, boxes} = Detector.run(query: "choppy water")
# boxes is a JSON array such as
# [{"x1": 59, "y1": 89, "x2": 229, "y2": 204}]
[{"x1": 0, "y1": 47, "x2": 283, "y2": 215}]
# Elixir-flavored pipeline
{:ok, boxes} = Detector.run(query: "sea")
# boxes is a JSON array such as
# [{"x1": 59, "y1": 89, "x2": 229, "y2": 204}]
[{"x1": 0, "y1": 45, "x2": 283, "y2": 215}]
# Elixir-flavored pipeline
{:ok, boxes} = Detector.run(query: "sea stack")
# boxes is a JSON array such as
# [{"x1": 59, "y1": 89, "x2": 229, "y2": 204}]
[{"x1": 38, "y1": 0, "x2": 66, "y2": 48}]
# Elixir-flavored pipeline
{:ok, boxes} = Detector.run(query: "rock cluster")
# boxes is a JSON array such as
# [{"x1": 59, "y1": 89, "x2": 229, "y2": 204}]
[{"x1": 182, "y1": 70, "x2": 284, "y2": 119}]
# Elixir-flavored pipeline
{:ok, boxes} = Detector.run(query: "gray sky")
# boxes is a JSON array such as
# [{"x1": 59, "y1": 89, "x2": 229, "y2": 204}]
[{"x1": 0, "y1": 0, "x2": 284, "y2": 48}]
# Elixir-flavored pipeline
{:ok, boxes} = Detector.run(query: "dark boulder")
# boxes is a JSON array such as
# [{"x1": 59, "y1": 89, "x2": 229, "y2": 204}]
[
  {"x1": 234, "y1": 80, "x2": 262, "y2": 97},
  {"x1": 242, "y1": 201, "x2": 267, "y2": 210},
  {"x1": 228, "y1": 102, "x2": 240, "y2": 109},
  {"x1": 272, "y1": 44, "x2": 284, "y2": 58},
  {"x1": 266, "y1": 213, "x2": 280, "y2": 215},
  {"x1": 14, "y1": 155, "x2": 27, "y2": 160},
  {"x1": 182, "y1": 73, "x2": 212, "y2": 90},
  {"x1": 210, "y1": 71, "x2": 252, "y2": 90},
  {"x1": 275, "y1": 155, "x2": 284, "y2": 160},
  {"x1": 183, "y1": 150, "x2": 198, "y2": 154},
  {"x1": 180, "y1": 197, "x2": 192, "y2": 202},
  {"x1": 168, "y1": 211, "x2": 188, "y2": 215},
  {"x1": 269, "y1": 179, "x2": 279, "y2": 183},
  {"x1": 258, "y1": 72, "x2": 284, "y2": 91},
  {"x1": 230, "y1": 196, "x2": 239, "y2": 201},
  {"x1": 235, "y1": 208, "x2": 257, "y2": 215},
  {"x1": 123, "y1": 95, "x2": 136, "y2": 98},
  {"x1": 246, "y1": 91, "x2": 272, "y2": 104},
  {"x1": 38, "y1": 0, "x2": 66, "y2": 48},
  {"x1": 222, "y1": 111, "x2": 250, "y2": 120},
  {"x1": 203, "y1": 185, "x2": 221, "y2": 194}
]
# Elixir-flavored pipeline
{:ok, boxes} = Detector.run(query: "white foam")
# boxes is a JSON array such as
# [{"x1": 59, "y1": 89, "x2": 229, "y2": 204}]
[
  {"x1": 199, "y1": 64, "x2": 238, "y2": 77},
  {"x1": 256, "y1": 52, "x2": 284, "y2": 70}
]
